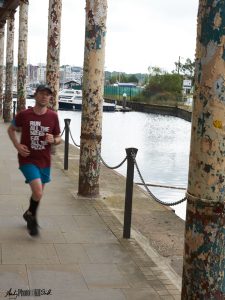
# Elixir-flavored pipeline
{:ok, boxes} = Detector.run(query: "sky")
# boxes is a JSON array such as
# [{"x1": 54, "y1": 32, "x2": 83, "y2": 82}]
[{"x1": 12, "y1": 0, "x2": 199, "y2": 74}]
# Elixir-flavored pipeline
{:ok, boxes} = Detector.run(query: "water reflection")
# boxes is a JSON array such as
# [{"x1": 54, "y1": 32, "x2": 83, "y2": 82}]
[{"x1": 57, "y1": 110, "x2": 191, "y2": 220}]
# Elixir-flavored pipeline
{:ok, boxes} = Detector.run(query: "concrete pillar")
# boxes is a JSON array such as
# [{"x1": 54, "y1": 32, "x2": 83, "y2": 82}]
[
  {"x1": 78, "y1": 0, "x2": 108, "y2": 197},
  {"x1": 46, "y1": 0, "x2": 62, "y2": 111},
  {"x1": 3, "y1": 10, "x2": 15, "y2": 122},
  {"x1": 182, "y1": 2, "x2": 225, "y2": 299},
  {"x1": 17, "y1": 0, "x2": 29, "y2": 112},
  {"x1": 0, "y1": 20, "x2": 5, "y2": 117}
]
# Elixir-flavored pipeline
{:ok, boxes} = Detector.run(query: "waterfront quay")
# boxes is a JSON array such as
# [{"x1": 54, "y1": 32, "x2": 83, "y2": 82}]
[{"x1": 0, "y1": 119, "x2": 183, "y2": 300}]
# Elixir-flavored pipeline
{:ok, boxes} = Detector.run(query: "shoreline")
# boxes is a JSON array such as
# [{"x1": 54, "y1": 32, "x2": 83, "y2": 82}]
[{"x1": 105, "y1": 98, "x2": 192, "y2": 122}]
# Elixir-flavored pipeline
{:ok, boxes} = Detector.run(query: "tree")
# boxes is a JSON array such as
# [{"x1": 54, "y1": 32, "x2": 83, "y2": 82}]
[
  {"x1": 148, "y1": 66, "x2": 164, "y2": 76},
  {"x1": 143, "y1": 72, "x2": 183, "y2": 97},
  {"x1": 109, "y1": 75, "x2": 118, "y2": 84},
  {"x1": 181, "y1": 58, "x2": 195, "y2": 79},
  {"x1": 127, "y1": 74, "x2": 138, "y2": 83},
  {"x1": 174, "y1": 58, "x2": 195, "y2": 79}
]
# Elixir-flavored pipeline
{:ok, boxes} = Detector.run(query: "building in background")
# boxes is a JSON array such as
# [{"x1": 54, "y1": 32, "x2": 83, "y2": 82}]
[{"x1": 60, "y1": 65, "x2": 83, "y2": 87}]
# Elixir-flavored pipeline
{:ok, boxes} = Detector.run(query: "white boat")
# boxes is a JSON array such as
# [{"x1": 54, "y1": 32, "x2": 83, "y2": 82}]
[
  {"x1": 59, "y1": 89, "x2": 81, "y2": 100},
  {"x1": 26, "y1": 87, "x2": 35, "y2": 98},
  {"x1": 58, "y1": 90, "x2": 115, "y2": 112}
]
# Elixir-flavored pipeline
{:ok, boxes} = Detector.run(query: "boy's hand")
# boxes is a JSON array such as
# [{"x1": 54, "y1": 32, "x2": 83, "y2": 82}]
[
  {"x1": 45, "y1": 133, "x2": 54, "y2": 144},
  {"x1": 16, "y1": 144, "x2": 30, "y2": 157}
]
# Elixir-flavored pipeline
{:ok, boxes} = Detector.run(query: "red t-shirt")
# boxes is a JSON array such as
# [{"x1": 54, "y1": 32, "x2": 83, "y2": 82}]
[{"x1": 14, "y1": 108, "x2": 61, "y2": 168}]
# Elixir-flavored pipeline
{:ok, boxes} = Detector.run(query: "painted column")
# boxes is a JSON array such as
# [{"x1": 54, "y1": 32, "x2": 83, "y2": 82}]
[
  {"x1": 46, "y1": 0, "x2": 62, "y2": 111},
  {"x1": 0, "y1": 20, "x2": 5, "y2": 117},
  {"x1": 182, "y1": 2, "x2": 225, "y2": 299},
  {"x1": 17, "y1": 0, "x2": 29, "y2": 112},
  {"x1": 78, "y1": 0, "x2": 107, "y2": 196},
  {"x1": 3, "y1": 10, "x2": 15, "y2": 122}
]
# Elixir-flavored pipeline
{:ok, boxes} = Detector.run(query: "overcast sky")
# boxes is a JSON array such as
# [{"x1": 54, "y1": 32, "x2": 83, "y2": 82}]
[{"x1": 12, "y1": 0, "x2": 199, "y2": 74}]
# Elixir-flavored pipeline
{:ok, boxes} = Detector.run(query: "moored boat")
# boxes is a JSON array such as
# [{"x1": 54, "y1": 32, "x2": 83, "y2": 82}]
[{"x1": 58, "y1": 90, "x2": 115, "y2": 112}]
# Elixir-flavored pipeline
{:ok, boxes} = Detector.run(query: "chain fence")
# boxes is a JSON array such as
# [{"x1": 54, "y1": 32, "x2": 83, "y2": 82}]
[
  {"x1": 60, "y1": 126, "x2": 65, "y2": 137},
  {"x1": 68, "y1": 127, "x2": 128, "y2": 170},
  {"x1": 131, "y1": 151, "x2": 187, "y2": 206},
  {"x1": 63, "y1": 120, "x2": 187, "y2": 207},
  {"x1": 68, "y1": 127, "x2": 80, "y2": 147},
  {"x1": 95, "y1": 147, "x2": 127, "y2": 170}
]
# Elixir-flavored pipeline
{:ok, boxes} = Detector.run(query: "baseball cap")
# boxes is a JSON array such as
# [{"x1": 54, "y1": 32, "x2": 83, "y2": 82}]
[{"x1": 35, "y1": 84, "x2": 53, "y2": 95}]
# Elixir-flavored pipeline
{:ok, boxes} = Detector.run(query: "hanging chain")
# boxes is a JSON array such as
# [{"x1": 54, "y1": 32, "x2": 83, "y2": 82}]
[
  {"x1": 96, "y1": 146, "x2": 127, "y2": 169},
  {"x1": 131, "y1": 151, "x2": 187, "y2": 206},
  {"x1": 60, "y1": 126, "x2": 65, "y2": 137},
  {"x1": 68, "y1": 127, "x2": 80, "y2": 147}
]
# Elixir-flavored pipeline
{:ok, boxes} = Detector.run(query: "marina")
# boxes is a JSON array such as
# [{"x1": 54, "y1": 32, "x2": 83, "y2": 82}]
[{"x1": 0, "y1": 0, "x2": 221, "y2": 297}]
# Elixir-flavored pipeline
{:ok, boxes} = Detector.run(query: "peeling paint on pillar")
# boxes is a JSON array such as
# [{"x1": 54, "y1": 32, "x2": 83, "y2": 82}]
[
  {"x1": 17, "y1": 0, "x2": 29, "y2": 112},
  {"x1": 78, "y1": 0, "x2": 107, "y2": 197},
  {"x1": 182, "y1": 1, "x2": 225, "y2": 298},
  {"x1": 3, "y1": 10, "x2": 15, "y2": 122},
  {"x1": 46, "y1": 0, "x2": 62, "y2": 111},
  {"x1": 0, "y1": 21, "x2": 5, "y2": 117}
]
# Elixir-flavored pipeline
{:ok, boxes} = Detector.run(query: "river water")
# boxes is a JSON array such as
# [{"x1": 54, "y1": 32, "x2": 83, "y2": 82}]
[{"x1": 57, "y1": 109, "x2": 191, "y2": 220}]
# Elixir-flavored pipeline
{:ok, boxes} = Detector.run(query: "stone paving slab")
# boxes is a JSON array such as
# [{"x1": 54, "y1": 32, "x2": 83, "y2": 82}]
[{"x1": 0, "y1": 119, "x2": 181, "y2": 299}]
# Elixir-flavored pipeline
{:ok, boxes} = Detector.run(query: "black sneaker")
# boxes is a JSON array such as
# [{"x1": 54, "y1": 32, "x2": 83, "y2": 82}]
[
  {"x1": 23, "y1": 211, "x2": 39, "y2": 236},
  {"x1": 23, "y1": 210, "x2": 29, "y2": 225}
]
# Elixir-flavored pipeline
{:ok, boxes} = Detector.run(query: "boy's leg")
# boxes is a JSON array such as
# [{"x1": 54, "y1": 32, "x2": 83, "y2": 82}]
[
  {"x1": 28, "y1": 178, "x2": 44, "y2": 216},
  {"x1": 20, "y1": 164, "x2": 47, "y2": 216},
  {"x1": 30, "y1": 178, "x2": 43, "y2": 201},
  {"x1": 20, "y1": 164, "x2": 49, "y2": 236},
  {"x1": 24, "y1": 179, "x2": 43, "y2": 236}
]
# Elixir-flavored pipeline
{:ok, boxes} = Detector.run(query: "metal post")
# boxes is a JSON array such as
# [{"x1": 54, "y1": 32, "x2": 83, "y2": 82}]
[
  {"x1": 3, "y1": 10, "x2": 15, "y2": 122},
  {"x1": 17, "y1": 0, "x2": 29, "y2": 112},
  {"x1": 122, "y1": 93, "x2": 127, "y2": 110},
  {"x1": 12, "y1": 100, "x2": 16, "y2": 119},
  {"x1": 123, "y1": 147, "x2": 138, "y2": 239},
  {"x1": 64, "y1": 118, "x2": 71, "y2": 170},
  {"x1": 46, "y1": 0, "x2": 62, "y2": 111},
  {"x1": 78, "y1": 0, "x2": 108, "y2": 197},
  {"x1": 182, "y1": 2, "x2": 225, "y2": 298},
  {"x1": 0, "y1": 20, "x2": 5, "y2": 117}
]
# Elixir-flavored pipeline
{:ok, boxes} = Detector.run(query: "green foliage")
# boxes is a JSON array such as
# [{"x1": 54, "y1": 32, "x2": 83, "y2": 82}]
[
  {"x1": 106, "y1": 71, "x2": 146, "y2": 85},
  {"x1": 108, "y1": 73, "x2": 139, "y2": 84},
  {"x1": 109, "y1": 75, "x2": 118, "y2": 84},
  {"x1": 174, "y1": 57, "x2": 195, "y2": 79},
  {"x1": 148, "y1": 66, "x2": 164, "y2": 76},
  {"x1": 127, "y1": 74, "x2": 138, "y2": 83},
  {"x1": 143, "y1": 73, "x2": 183, "y2": 97}
]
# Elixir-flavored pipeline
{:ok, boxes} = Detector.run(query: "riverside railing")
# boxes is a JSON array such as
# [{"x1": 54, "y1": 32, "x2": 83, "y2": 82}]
[{"x1": 62, "y1": 118, "x2": 187, "y2": 239}]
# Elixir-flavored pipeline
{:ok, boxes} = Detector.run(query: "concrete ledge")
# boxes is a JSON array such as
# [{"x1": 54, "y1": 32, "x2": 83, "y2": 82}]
[{"x1": 105, "y1": 98, "x2": 192, "y2": 122}]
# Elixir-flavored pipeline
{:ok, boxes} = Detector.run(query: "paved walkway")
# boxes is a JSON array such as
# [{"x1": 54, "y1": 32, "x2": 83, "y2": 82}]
[{"x1": 0, "y1": 119, "x2": 181, "y2": 300}]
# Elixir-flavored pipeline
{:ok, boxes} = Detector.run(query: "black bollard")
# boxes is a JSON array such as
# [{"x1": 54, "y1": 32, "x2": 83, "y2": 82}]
[
  {"x1": 122, "y1": 93, "x2": 127, "y2": 110},
  {"x1": 64, "y1": 118, "x2": 71, "y2": 170},
  {"x1": 13, "y1": 100, "x2": 16, "y2": 119},
  {"x1": 123, "y1": 147, "x2": 138, "y2": 239}
]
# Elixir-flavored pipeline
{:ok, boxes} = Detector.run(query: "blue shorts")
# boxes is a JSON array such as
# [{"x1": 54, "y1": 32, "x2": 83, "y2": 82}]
[{"x1": 19, "y1": 164, "x2": 51, "y2": 184}]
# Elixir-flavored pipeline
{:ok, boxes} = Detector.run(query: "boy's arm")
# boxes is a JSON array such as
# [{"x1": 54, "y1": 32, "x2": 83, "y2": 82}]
[
  {"x1": 7, "y1": 124, "x2": 20, "y2": 149},
  {"x1": 7, "y1": 124, "x2": 30, "y2": 157},
  {"x1": 53, "y1": 135, "x2": 61, "y2": 145},
  {"x1": 45, "y1": 133, "x2": 61, "y2": 145}
]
